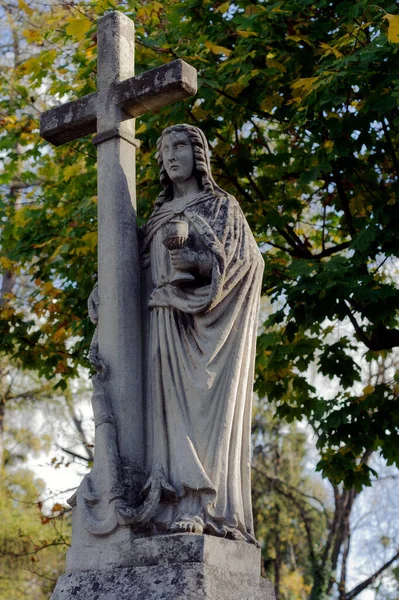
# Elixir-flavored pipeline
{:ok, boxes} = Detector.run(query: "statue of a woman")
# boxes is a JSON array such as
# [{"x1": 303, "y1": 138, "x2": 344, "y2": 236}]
[{"x1": 141, "y1": 124, "x2": 263, "y2": 544}]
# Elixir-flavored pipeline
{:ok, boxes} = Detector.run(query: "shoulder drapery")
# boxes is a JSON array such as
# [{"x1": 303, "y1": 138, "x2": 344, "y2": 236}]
[{"x1": 143, "y1": 192, "x2": 263, "y2": 313}]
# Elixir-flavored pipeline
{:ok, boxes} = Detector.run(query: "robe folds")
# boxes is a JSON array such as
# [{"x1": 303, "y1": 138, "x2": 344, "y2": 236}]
[{"x1": 141, "y1": 190, "x2": 263, "y2": 540}]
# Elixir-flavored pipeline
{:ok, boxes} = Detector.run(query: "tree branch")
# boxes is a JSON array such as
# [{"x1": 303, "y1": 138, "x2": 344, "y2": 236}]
[
  {"x1": 332, "y1": 162, "x2": 356, "y2": 237},
  {"x1": 323, "y1": 486, "x2": 341, "y2": 568},
  {"x1": 382, "y1": 119, "x2": 399, "y2": 179},
  {"x1": 344, "y1": 550, "x2": 399, "y2": 600},
  {"x1": 314, "y1": 241, "x2": 351, "y2": 259},
  {"x1": 343, "y1": 301, "x2": 399, "y2": 351},
  {"x1": 57, "y1": 445, "x2": 90, "y2": 464},
  {"x1": 64, "y1": 388, "x2": 94, "y2": 463}
]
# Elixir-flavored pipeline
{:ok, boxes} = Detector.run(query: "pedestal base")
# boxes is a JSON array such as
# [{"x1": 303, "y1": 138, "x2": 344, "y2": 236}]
[{"x1": 51, "y1": 534, "x2": 275, "y2": 600}]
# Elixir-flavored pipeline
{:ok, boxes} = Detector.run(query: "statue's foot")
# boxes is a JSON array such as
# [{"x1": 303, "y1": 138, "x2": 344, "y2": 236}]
[
  {"x1": 226, "y1": 528, "x2": 246, "y2": 542},
  {"x1": 170, "y1": 514, "x2": 204, "y2": 534},
  {"x1": 205, "y1": 521, "x2": 259, "y2": 544}
]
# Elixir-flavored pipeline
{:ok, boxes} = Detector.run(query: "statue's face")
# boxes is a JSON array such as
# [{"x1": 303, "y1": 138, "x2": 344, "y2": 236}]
[{"x1": 162, "y1": 131, "x2": 194, "y2": 184}]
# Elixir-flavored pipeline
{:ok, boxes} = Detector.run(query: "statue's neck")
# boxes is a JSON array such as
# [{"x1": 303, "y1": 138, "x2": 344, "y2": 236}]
[{"x1": 172, "y1": 175, "x2": 200, "y2": 201}]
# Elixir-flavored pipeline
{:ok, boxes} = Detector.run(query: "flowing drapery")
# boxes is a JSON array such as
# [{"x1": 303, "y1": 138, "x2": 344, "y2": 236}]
[{"x1": 142, "y1": 191, "x2": 263, "y2": 540}]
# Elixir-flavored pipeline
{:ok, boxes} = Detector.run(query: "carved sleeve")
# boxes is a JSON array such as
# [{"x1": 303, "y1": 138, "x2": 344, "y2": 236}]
[{"x1": 198, "y1": 250, "x2": 214, "y2": 278}]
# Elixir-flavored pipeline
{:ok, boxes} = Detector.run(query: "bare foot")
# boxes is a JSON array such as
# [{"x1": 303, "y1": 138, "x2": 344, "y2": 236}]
[
  {"x1": 226, "y1": 528, "x2": 246, "y2": 542},
  {"x1": 170, "y1": 514, "x2": 204, "y2": 534}
]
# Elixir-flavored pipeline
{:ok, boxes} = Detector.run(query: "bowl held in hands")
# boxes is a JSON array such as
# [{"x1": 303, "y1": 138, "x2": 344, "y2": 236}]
[{"x1": 162, "y1": 220, "x2": 195, "y2": 287}]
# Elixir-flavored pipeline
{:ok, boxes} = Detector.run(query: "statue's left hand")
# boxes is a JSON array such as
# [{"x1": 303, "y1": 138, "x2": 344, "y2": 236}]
[{"x1": 170, "y1": 248, "x2": 199, "y2": 272}]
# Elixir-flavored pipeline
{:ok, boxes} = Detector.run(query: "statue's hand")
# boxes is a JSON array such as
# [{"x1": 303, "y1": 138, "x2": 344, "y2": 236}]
[{"x1": 170, "y1": 248, "x2": 199, "y2": 272}]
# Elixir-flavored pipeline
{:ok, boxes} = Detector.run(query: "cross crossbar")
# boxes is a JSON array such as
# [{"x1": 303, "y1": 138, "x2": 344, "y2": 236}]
[{"x1": 40, "y1": 59, "x2": 197, "y2": 146}]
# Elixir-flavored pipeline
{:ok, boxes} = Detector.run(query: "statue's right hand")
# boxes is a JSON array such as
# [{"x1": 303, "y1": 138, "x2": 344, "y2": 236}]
[{"x1": 169, "y1": 248, "x2": 199, "y2": 272}]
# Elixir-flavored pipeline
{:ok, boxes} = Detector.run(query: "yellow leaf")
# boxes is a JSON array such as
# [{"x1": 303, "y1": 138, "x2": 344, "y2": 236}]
[
  {"x1": 44, "y1": 49, "x2": 57, "y2": 66},
  {"x1": 18, "y1": 0, "x2": 33, "y2": 15},
  {"x1": 81, "y1": 231, "x2": 97, "y2": 249},
  {"x1": 53, "y1": 327, "x2": 66, "y2": 343},
  {"x1": 0, "y1": 256, "x2": 14, "y2": 270},
  {"x1": 237, "y1": 30, "x2": 258, "y2": 38},
  {"x1": 363, "y1": 385, "x2": 374, "y2": 396},
  {"x1": 326, "y1": 111, "x2": 340, "y2": 120},
  {"x1": 287, "y1": 34, "x2": 311, "y2": 46},
  {"x1": 64, "y1": 162, "x2": 85, "y2": 181},
  {"x1": 23, "y1": 56, "x2": 41, "y2": 75},
  {"x1": 384, "y1": 14, "x2": 399, "y2": 43},
  {"x1": 192, "y1": 104, "x2": 210, "y2": 119},
  {"x1": 245, "y1": 5, "x2": 265, "y2": 15},
  {"x1": 1, "y1": 306, "x2": 15, "y2": 320},
  {"x1": 225, "y1": 82, "x2": 245, "y2": 97},
  {"x1": 137, "y1": 6, "x2": 149, "y2": 20},
  {"x1": 205, "y1": 40, "x2": 232, "y2": 57},
  {"x1": 14, "y1": 207, "x2": 30, "y2": 228},
  {"x1": 136, "y1": 123, "x2": 147, "y2": 135},
  {"x1": 291, "y1": 77, "x2": 318, "y2": 98},
  {"x1": 215, "y1": 1, "x2": 230, "y2": 13},
  {"x1": 43, "y1": 281, "x2": 54, "y2": 294},
  {"x1": 72, "y1": 232, "x2": 97, "y2": 256},
  {"x1": 260, "y1": 97, "x2": 273, "y2": 112},
  {"x1": 66, "y1": 17, "x2": 92, "y2": 41},
  {"x1": 319, "y1": 42, "x2": 343, "y2": 59},
  {"x1": 323, "y1": 140, "x2": 334, "y2": 151},
  {"x1": 185, "y1": 55, "x2": 209, "y2": 64},
  {"x1": 49, "y1": 244, "x2": 64, "y2": 262},
  {"x1": 23, "y1": 28, "x2": 42, "y2": 43},
  {"x1": 266, "y1": 58, "x2": 287, "y2": 72},
  {"x1": 271, "y1": 4, "x2": 288, "y2": 13}
]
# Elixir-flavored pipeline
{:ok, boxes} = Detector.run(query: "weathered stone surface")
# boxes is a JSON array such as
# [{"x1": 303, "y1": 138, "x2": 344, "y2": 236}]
[
  {"x1": 118, "y1": 59, "x2": 197, "y2": 117},
  {"x1": 52, "y1": 564, "x2": 274, "y2": 600},
  {"x1": 40, "y1": 92, "x2": 97, "y2": 146},
  {"x1": 52, "y1": 535, "x2": 275, "y2": 600},
  {"x1": 66, "y1": 533, "x2": 262, "y2": 574}
]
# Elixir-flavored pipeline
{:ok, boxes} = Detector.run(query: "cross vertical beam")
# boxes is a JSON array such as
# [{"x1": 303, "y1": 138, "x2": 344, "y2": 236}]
[{"x1": 94, "y1": 12, "x2": 143, "y2": 474}]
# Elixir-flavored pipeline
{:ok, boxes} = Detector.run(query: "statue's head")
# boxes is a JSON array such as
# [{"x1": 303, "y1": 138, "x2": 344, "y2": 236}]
[{"x1": 155, "y1": 124, "x2": 223, "y2": 205}]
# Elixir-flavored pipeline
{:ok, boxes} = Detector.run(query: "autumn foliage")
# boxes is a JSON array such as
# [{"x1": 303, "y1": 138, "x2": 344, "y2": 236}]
[{"x1": 1, "y1": 1, "x2": 399, "y2": 597}]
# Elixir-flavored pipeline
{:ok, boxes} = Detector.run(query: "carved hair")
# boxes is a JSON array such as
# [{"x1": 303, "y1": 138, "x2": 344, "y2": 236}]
[{"x1": 155, "y1": 124, "x2": 225, "y2": 207}]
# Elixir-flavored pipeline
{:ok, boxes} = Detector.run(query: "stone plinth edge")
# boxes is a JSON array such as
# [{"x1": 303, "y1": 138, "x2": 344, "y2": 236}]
[
  {"x1": 66, "y1": 533, "x2": 261, "y2": 575},
  {"x1": 52, "y1": 563, "x2": 275, "y2": 600},
  {"x1": 53, "y1": 534, "x2": 275, "y2": 599}
]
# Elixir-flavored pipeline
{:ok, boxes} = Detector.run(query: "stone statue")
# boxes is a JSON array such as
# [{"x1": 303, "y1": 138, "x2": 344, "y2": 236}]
[
  {"x1": 140, "y1": 124, "x2": 264, "y2": 543},
  {"x1": 68, "y1": 124, "x2": 264, "y2": 550}
]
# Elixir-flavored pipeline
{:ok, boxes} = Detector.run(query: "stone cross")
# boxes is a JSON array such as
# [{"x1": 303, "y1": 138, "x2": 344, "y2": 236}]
[{"x1": 40, "y1": 12, "x2": 197, "y2": 475}]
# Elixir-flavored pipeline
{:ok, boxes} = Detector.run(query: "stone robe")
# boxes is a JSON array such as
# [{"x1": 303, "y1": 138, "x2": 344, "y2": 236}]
[{"x1": 141, "y1": 190, "x2": 263, "y2": 540}]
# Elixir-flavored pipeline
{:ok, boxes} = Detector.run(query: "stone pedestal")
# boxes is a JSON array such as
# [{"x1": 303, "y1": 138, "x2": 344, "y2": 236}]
[{"x1": 51, "y1": 534, "x2": 275, "y2": 599}]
